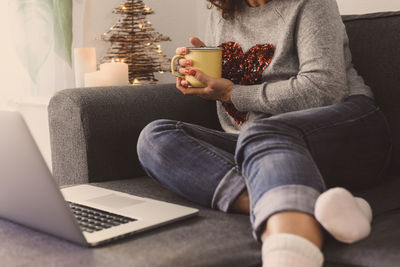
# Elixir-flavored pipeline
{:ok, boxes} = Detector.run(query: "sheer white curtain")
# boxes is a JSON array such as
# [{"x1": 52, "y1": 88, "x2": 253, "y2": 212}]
[
  {"x1": 0, "y1": 0, "x2": 209, "y2": 109},
  {"x1": 0, "y1": 0, "x2": 75, "y2": 109}
]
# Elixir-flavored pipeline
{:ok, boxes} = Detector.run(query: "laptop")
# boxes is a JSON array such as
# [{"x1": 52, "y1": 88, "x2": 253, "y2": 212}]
[{"x1": 0, "y1": 111, "x2": 198, "y2": 247}]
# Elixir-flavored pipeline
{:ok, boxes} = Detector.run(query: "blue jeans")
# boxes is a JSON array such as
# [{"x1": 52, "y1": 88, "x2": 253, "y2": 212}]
[{"x1": 137, "y1": 95, "x2": 391, "y2": 240}]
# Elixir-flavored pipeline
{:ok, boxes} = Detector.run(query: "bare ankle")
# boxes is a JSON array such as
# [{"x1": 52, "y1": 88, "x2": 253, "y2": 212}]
[
  {"x1": 230, "y1": 190, "x2": 250, "y2": 214},
  {"x1": 261, "y1": 211, "x2": 323, "y2": 248}
]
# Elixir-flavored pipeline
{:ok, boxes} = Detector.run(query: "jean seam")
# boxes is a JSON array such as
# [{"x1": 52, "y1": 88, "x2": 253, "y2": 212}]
[
  {"x1": 303, "y1": 107, "x2": 380, "y2": 137},
  {"x1": 271, "y1": 105, "x2": 380, "y2": 141},
  {"x1": 188, "y1": 123, "x2": 239, "y2": 142},
  {"x1": 241, "y1": 170, "x2": 256, "y2": 227},
  {"x1": 175, "y1": 122, "x2": 236, "y2": 167}
]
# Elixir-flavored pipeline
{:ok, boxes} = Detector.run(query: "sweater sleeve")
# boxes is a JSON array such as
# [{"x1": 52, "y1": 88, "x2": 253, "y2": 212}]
[{"x1": 230, "y1": 0, "x2": 349, "y2": 114}]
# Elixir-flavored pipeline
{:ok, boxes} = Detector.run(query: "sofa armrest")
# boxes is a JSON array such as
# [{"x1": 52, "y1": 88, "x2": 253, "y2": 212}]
[{"x1": 49, "y1": 83, "x2": 220, "y2": 185}]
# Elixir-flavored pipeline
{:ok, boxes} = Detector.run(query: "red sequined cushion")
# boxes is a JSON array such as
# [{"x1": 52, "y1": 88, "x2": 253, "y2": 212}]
[{"x1": 218, "y1": 41, "x2": 275, "y2": 125}]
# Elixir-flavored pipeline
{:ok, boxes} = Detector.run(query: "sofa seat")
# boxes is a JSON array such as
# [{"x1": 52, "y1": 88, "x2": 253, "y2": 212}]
[
  {"x1": 90, "y1": 176, "x2": 400, "y2": 267},
  {"x1": 1, "y1": 176, "x2": 399, "y2": 267}
]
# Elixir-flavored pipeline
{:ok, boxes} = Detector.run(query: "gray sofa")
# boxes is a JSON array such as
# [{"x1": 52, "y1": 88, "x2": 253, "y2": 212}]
[{"x1": 1, "y1": 11, "x2": 399, "y2": 267}]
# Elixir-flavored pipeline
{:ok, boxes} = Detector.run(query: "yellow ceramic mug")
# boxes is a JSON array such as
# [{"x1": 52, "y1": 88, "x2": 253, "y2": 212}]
[{"x1": 171, "y1": 47, "x2": 223, "y2": 87}]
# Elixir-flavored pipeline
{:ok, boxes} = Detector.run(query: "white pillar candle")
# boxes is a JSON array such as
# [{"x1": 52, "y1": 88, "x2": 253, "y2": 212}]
[
  {"x1": 84, "y1": 71, "x2": 109, "y2": 87},
  {"x1": 99, "y1": 60, "x2": 129, "y2": 86},
  {"x1": 74, "y1": 48, "x2": 97, "y2": 88}
]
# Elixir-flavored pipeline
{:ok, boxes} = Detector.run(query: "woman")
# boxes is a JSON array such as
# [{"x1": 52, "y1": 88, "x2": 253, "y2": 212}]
[{"x1": 137, "y1": 0, "x2": 392, "y2": 266}]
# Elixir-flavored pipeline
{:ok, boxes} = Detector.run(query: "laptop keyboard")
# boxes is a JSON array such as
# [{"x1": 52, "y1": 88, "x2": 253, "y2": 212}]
[{"x1": 68, "y1": 202, "x2": 136, "y2": 233}]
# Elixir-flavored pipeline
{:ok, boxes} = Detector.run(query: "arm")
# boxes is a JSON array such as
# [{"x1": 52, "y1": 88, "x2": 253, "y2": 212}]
[
  {"x1": 48, "y1": 84, "x2": 220, "y2": 185},
  {"x1": 231, "y1": 0, "x2": 348, "y2": 114}
]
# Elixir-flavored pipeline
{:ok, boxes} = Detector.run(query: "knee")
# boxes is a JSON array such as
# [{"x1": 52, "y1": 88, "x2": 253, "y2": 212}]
[
  {"x1": 238, "y1": 118, "x2": 299, "y2": 146},
  {"x1": 236, "y1": 118, "x2": 303, "y2": 163},
  {"x1": 137, "y1": 119, "x2": 177, "y2": 164}
]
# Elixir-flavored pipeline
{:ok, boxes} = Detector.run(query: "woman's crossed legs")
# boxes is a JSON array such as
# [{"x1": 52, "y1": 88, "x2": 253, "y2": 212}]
[{"x1": 137, "y1": 95, "x2": 391, "y2": 266}]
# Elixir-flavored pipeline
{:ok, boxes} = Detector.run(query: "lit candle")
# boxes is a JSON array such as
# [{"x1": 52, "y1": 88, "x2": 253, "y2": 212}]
[
  {"x1": 133, "y1": 78, "x2": 141, "y2": 85},
  {"x1": 74, "y1": 48, "x2": 97, "y2": 88},
  {"x1": 99, "y1": 59, "x2": 129, "y2": 86}
]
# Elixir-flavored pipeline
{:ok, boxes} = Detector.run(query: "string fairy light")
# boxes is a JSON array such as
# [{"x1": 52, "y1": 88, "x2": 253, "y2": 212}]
[
  {"x1": 133, "y1": 78, "x2": 141, "y2": 85},
  {"x1": 100, "y1": 0, "x2": 171, "y2": 83}
]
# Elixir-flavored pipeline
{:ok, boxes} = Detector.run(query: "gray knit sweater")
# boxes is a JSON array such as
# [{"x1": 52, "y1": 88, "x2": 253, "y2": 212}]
[{"x1": 204, "y1": 0, "x2": 373, "y2": 133}]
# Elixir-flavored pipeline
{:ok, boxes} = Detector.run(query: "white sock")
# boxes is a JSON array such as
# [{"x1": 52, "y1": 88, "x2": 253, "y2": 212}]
[
  {"x1": 262, "y1": 233, "x2": 324, "y2": 267},
  {"x1": 314, "y1": 187, "x2": 372, "y2": 244},
  {"x1": 354, "y1": 197, "x2": 373, "y2": 222}
]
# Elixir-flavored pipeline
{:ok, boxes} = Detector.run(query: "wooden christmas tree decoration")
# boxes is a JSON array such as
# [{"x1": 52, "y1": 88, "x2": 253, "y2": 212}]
[{"x1": 101, "y1": 0, "x2": 171, "y2": 84}]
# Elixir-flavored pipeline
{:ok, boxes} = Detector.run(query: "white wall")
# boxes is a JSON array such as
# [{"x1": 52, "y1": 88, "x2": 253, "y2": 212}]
[{"x1": 336, "y1": 0, "x2": 400, "y2": 14}]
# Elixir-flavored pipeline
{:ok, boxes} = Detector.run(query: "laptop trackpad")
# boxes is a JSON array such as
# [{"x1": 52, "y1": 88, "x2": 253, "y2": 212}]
[{"x1": 86, "y1": 193, "x2": 144, "y2": 209}]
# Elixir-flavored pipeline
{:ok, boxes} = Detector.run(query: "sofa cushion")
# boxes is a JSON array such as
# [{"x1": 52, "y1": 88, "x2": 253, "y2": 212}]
[
  {"x1": 324, "y1": 210, "x2": 400, "y2": 267},
  {"x1": 95, "y1": 177, "x2": 400, "y2": 267},
  {"x1": 1, "y1": 176, "x2": 400, "y2": 266},
  {"x1": 94, "y1": 176, "x2": 400, "y2": 267},
  {"x1": 343, "y1": 11, "x2": 400, "y2": 174}
]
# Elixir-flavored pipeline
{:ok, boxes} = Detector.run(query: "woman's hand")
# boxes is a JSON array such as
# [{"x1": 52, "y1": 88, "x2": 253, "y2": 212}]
[
  {"x1": 176, "y1": 69, "x2": 234, "y2": 103},
  {"x1": 175, "y1": 37, "x2": 234, "y2": 103},
  {"x1": 175, "y1": 37, "x2": 205, "y2": 80}
]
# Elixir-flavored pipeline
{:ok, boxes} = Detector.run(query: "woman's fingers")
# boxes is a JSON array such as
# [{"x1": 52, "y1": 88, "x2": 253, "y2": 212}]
[
  {"x1": 181, "y1": 79, "x2": 189, "y2": 87},
  {"x1": 178, "y1": 68, "x2": 210, "y2": 84},
  {"x1": 190, "y1": 37, "x2": 206, "y2": 47},
  {"x1": 178, "y1": 58, "x2": 192, "y2": 67},
  {"x1": 178, "y1": 67, "x2": 187, "y2": 75},
  {"x1": 176, "y1": 37, "x2": 206, "y2": 56},
  {"x1": 175, "y1": 47, "x2": 188, "y2": 55},
  {"x1": 175, "y1": 47, "x2": 192, "y2": 68},
  {"x1": 178, "y1": 66, "x2": 200, "y2": 75},
  {"x1": 176, "y1": 78, "x2": 184, "y2": 91},
  {"x1": 189, "y1": 69, "x2": 210, "y2": 85},
  {"x1": 176, "y1": 78, "x2": 189, "y2": 90},
  {"x1": 177, "y1": 77, "x2": 205, "y2": 95}
]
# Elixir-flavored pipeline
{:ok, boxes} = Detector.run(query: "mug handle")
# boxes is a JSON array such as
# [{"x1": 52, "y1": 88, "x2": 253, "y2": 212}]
[{"x1": 171, "y1": 55, "x2": 185, "y2": 78}]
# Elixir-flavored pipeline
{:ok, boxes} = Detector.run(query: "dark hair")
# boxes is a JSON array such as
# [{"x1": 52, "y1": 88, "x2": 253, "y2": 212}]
[{"x1": 207, "y1": 0, "x2": 244, "y2": 19}]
